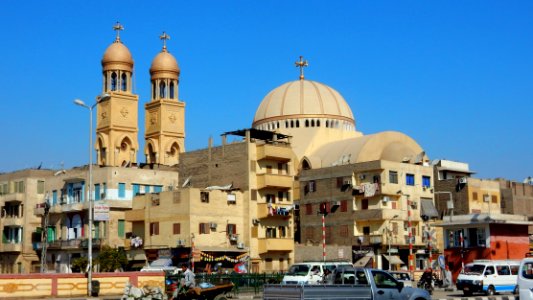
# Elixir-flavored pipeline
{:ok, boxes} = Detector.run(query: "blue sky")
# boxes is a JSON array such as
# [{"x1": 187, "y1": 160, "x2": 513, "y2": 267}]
[{"x1": 0, "y1": 1, "x2": 531, "y2": 181}]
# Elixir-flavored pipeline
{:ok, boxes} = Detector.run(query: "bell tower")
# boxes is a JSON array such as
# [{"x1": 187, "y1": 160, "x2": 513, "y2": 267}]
[
  {"x1": 96, "y1": 22, "x2": 139, "y2": 167},
  {"x1": 144, "y1": 32, "x2": 185, "y2": 166}
]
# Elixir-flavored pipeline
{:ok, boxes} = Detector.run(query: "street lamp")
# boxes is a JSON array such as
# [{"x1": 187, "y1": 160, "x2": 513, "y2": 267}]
[
  {"x1": 387, "y1": 214, "x2": 399, "y2": 271},
  {"x1": 74, "y1": 93, "x2": 110, "y2": 296}
]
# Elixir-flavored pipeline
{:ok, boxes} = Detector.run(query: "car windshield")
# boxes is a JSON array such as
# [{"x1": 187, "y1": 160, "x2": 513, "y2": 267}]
[
  {"x1": 287, "y1": 265, "x2": 310, "y2": 276},
  {"x1": 463, "y1": 264, "x2": 485, "y2": 275},
  {"x1": 391, "y1": 273, "x2": 410, "y2": 281}
]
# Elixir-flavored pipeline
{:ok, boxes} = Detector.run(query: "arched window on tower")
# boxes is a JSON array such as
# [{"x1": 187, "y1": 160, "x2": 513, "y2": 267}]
[
  {"x1": 121, "y1": 73, "x2": 127, "y2": 91},
  {"x1": 169, "y1": 82, "x2": 175, "y2": 99},
  {"x1": 159, "y1": 82, "x2": 166, "y2": 98},
  {"x1": 296, "y1": 120, "x2": 300, "y2": 128},
  {"x1": 111, "y1": 72, "x2": 117, "y2": 91},
  {"x1": 152, "y1": 82, "x2": 156, "y2": 99}
]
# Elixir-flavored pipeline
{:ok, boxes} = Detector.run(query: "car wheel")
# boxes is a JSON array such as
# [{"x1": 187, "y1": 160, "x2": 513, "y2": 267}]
[
  {"x1": 486, "y1": 286, "x2": 495, "y2": 296},
  {"x1": 463, "y1": 290, "x2": 473, "y2": 296}
]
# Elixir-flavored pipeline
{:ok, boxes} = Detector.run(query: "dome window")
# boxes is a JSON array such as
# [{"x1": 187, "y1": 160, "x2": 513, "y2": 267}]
[
  {"x1": 311, "y1": 120, "x2": 315, "y2": 127},
  {"x1": 317, "y1": 120, "x2": 321, "y2": 127},
  {"x1": 121, "y1": 73, "x2": 127, "y2": 91},
  {"x1": 111, "y1": 72, "x2": 118, "y2": 91},
  {"x1": 159, "y1": 82, "x2": 166, "y2": 98},
  {"x1": 169, "y1": 82, "x2": 175, "y2": 99},
  {"x1": 285, "y1": 121, "x2": 289, "y2": 128},
  {"x1": 305, "y1": 120, "x2": 309, "y2": 127},
  {"x1": 296, "y1": 120, "x2": 300, "y2": 128},
  {"x1": 290, "y1": 120, "x2": 294, "y2": 128}
]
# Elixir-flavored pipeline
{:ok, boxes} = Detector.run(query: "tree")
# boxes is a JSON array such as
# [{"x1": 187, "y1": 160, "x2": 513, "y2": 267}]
[
  {"x1": 96, "y1": 246, "x2": 128, "y2": 272},
  {"x1": 71, "y1": 256, "x2": 88, "y2": 273}
]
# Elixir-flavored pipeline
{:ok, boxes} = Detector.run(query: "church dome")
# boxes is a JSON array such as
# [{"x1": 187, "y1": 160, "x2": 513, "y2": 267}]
[
  {"x1": 101, "y1": 40, "x2": 134, "y2": 72},
  {"x1": 150, "y1": 48, "x2": 180, "y2": 79},
  {"x1": 253, "y1": 79, "x2": 355, "y2": 127}
]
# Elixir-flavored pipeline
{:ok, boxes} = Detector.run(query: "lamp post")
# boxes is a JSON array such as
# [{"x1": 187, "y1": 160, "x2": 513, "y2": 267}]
[
  {"x1": 74, "y1": 94, "x2": 110, "y2": 296},
  {"x1": 387, "y1": 215, "x2": 399, "y2": 271}
]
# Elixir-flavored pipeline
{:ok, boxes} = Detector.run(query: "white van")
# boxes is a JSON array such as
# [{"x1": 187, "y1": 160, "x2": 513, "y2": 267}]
[
  {"x1": 456, "y1": 259, "x2": 520, "y2": 296},
  {"x1": 518, "y1": 257, "x2": 533, "y2": 300},
  {"x1": 282, "y1": 261, "x2": 353, "y2": 284}
]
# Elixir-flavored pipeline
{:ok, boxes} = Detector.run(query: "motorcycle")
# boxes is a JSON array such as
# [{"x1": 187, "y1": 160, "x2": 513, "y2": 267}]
[{"x1": 417, "y1": 270, "x2": 434, "y2": 295}]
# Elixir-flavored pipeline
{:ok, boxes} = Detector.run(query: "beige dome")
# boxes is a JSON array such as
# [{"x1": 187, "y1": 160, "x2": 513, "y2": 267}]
[
  {"x1": 150, "y1": 48, "x2": 180, "y2": 79},
  {"x1": 101, "y1": 40, "x2": 134, "y2": 71},
  {"x1": 253, "y1": 80, "x2": 355, "y2": 126}
]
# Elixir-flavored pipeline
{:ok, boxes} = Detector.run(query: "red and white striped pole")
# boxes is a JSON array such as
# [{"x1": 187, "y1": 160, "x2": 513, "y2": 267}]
[
  {"x1": 407, "y1": 195, "x2": 413, "y2": 276},
  {"x1": 459, "y1": 230, "x2": 464, "y2": 269},
  {"x1": 322, "y1": 214, "x2": 326, "y2": 262}
]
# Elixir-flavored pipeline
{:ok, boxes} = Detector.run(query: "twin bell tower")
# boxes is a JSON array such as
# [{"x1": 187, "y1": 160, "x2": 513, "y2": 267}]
[{"x1": 95, "y1": 23, "x2": 185, "y2": 167}]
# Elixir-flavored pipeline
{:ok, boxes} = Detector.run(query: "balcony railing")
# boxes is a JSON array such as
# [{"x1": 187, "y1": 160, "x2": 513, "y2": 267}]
[
  {"x1": 2, "y1": 216, "x2": 24, "y2": 226},
  {"x1": 256, "y1": 174, "x2": 293, "y2": 190},
  {"x1": 257, "y1": 203, "x2": 292, "y2": 219},
  {"x1": 354, "y1": 234, "x2": 384, "y2": 246},
  {"x1": 40, "y1": 238, "x2": 103, "y2": 250},
  {"x1": 2, "y1": 242, "x2": 22, "y2": 252},
  {"x1": 256, "y1": 144, "x2": 292, "y2": 161},
  {"x1": 257, "y1": 237, "x2": 293, "y2": 254}
]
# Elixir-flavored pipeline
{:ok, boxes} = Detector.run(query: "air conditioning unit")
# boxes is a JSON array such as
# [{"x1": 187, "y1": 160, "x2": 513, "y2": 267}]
[
  {"x1": 210, "y1": 222, "x2": 218, "y2": 229},
  {"x1": 459, "y1": 177, "x2": 468, "y2": 184},
  {"x1": 252, "y1": 219, "x2": 260, "y2": 226},
  {"x1": 237, "y1": 242, "x2": 245, "y2": 249},
  {"x1": 382, "y1": 196, "x2": 390, "y2": 203},
  {"x1": 177, "y1": 239, "x2": 184, "y2": 246},
  {"x1": 229, "y1": 234, "x2": 238, "y2": 241}
]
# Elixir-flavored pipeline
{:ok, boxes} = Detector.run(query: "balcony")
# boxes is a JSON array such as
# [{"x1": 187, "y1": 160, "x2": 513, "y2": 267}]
[
  {"x1": 354, "y1": 234, "x2": 384, "y2": 246},
  {"x1": 256, "y1": 174, "x2": 292, "y2": 190},
  {"x1": 256, "y1": 144, "x2": 292, "y2": 162},
  {"x1": 59, "y1": 201, "x2": 85, "y2": 212},
  {"x1": 2, "y1": 242, "x2": 22, "y2": 252},
  {"x1": 2, "y1": 216, "x2": 23, "y2": 226},
  {"x1": 125, "y1": 209, "x2": 145, "y2": 222},
  {"x1": 1, "y1": 193, "x2": 24, "y2": 203},
  {"x1": 353, "y1": 209, "x2": 402, "y2": 221},
  {"x1": 258, "y1": 237, "x2": 293, "y2": 254},
  {"x1": 257, "y1": 203, "x2": 292, "y2": 219},
  {"x1": 46, "y1": 238, "x2": 103, "y2": 250}
]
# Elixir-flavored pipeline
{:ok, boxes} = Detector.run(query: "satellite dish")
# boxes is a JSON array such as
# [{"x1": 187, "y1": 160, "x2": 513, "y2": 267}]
[{"x1": 182, "y1": 176, "x2": 192, "y2": 187}]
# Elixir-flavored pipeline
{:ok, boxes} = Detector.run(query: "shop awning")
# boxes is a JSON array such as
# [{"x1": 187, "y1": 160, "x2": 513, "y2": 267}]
[
  {"x1": 421, "y1": 199, "x2": 439, "y2": 218},
  {"x1": 354, "y1": 256, "x2": 372, "y2": 267},
  {"x1": 383, "y1": 255, "x2": 404, "y2": 265}
]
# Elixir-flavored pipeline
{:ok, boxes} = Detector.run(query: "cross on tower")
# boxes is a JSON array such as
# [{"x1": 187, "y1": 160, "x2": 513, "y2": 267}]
[
  {"x1": 113, "y1": 22, "x2": 124, "y2": 41},
  {"x1": 160, "y1": 32, "x2": 170, "y2": 50},
  {"x1": 295, "y1": 56, "x2": 309, "y2": 80}
]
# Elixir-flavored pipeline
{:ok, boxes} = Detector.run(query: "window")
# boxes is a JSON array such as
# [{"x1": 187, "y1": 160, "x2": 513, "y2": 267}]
[
  {"x1": 473, "y1": 192, "x2": 478, "y2": 201},
  {"x1": 132, "y1": 184, "x2": 140, "y2": 196},
  {"x1": 121, "y1": 73, "x2": 127, "y2": 91},
  {"x1": 227, "y1": 224, "x2": 237, "y2": 235},
  {"x1": 37, "y1": 180, "x2": 45, "y2": 194},
  {"x1": 227, "y1": 193, "x2": 236, "y2": 204},
  {"x1": 406, "y1": 174, "x2": 415, "y2": 186},
  {"x1": 389, "y1": 171, "x2": 398, "y2": 184},
  {"x1": 278, "y1": 191, "x2": 284, "y2": 202},
  {"x1": 159, "y1": 82, "x2": 166, "y2": 98},
  {"x1": 118, "y1": 183, "x2": 126, "y2": 198},
  {"x1": 52, "y1": 190, "x2": 58, "y2": 205},
  {"x1": 118, "y1": 220, "x2": 125, "y2": 238},
  {"x1": 362, "y1": 199, "x2": 369, "y2": 210},
  {"x1": 371, "y1": 270, "x2": 398, "y2": 289},
  {"x1": 173, "y1": 223, "x2": 181, "y2": 235},
  {"x1": 170, "y1": 82, "x2": 175, "y2": 98},
  {"x1": 154, "y1": 186, "x2": 162, "y2": 193},
  {"x1": 201, "y1": 191, "x2": 209, "y2": 203},
  {"x1": 111, "y1": 72, "x2": 117, "y2": 91},
  {"x1": 266, "y1": 227, "x2": 277, "y2": 238},
  {"x1": 422, "y1": 176, "x2": 431, "y2": 187},
  {"x1": 279, "y1": 226, "x2": 287, "y2": 238},
  {"x1": 336, "y1": 177, "x2": 344, "y2": 188},
  {"x1": 150, "y1": 222, "x2": 159, "y2": 236},
  {"x1": 199, "y1": 223, "x2": 210, "y2": 234},
  {"x1": 266, "y1": 194, "x2": 276, "y2": 203},
  {"x1": 266, "y1": 165, "x2": 272, "y2": 174},
  {"x1": 305, "y1": 227, "x2": 314, "y2": 240},
  {"x1": 305, "y1": 203, "x2": 312, "y2": 215},
  {"x1": 94, "y1": 184, "x2": 100, "y2": 200},
  {"x1": 491, "y1": 195, "x2": 497, "y2": 203},
  {"x1": 340, "y1": 200, "x2": 348, "y2": 212},
  {"x1": 309, "y1": 181, "x2": 316, "y2": 192},
  {"x1": 340, "y1": 225, "x2": 349, "y2": 237},
  {"x1": 497, "y1": 265, "x2": 510, "y2": 275},
  {"x1": 363, "y1": 226, "x2": 370, "y2": 235}
]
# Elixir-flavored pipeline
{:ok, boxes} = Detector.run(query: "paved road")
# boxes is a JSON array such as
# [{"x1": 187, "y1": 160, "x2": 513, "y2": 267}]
[{"x1": 432, "y1": 288, "x2": 518, "y2": 300}]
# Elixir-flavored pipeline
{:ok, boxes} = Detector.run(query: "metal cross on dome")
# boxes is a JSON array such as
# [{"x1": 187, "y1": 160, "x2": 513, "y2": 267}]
[
  {"x1": 160, "y1": 32, "x2": 170, "y2": 50},
  {"x1": 113, "y1": 22, "x2": 124, "y2": 41},
  {"x1": 295, "y1": 56, "x2": 309, "y2": 80}
]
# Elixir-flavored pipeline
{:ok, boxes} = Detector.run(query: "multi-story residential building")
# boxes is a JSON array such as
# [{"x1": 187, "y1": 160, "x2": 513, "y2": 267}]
[
  {"x1": 498, "y1": 178, "x2": 533, "y2": 234},
  {"x1": 0, "y1": 169, "x2": 54, "y2": 273},
  {"x1": 432, "y1": 160, "x2": 501, "y2": 217},
  {"x1": 33, "y1": 165, "x2": 179, "y2": 273},
  {"x1": 126, "y1": 129, "x2": 295, "y2": 273}
]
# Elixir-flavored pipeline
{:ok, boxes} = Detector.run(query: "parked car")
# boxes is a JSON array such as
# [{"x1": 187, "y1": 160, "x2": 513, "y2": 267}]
[
  {"x1": 389, "y1": 271, "x2": 413, "y2": 287},
  {"x1": 518, "y1": 257, "x2": 533, "y2": 299},
  {"x1": 456, "y1": 259, "x2": 520, "y2": 296},
  {"x1": 281, "y1": 261, "x2": 353, "y2": 284}
]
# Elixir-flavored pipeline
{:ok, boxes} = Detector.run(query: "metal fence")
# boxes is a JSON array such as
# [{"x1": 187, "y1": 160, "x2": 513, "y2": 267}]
[{"x1": 166, "y1": 272, "x2": 284, "y2": 294}]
